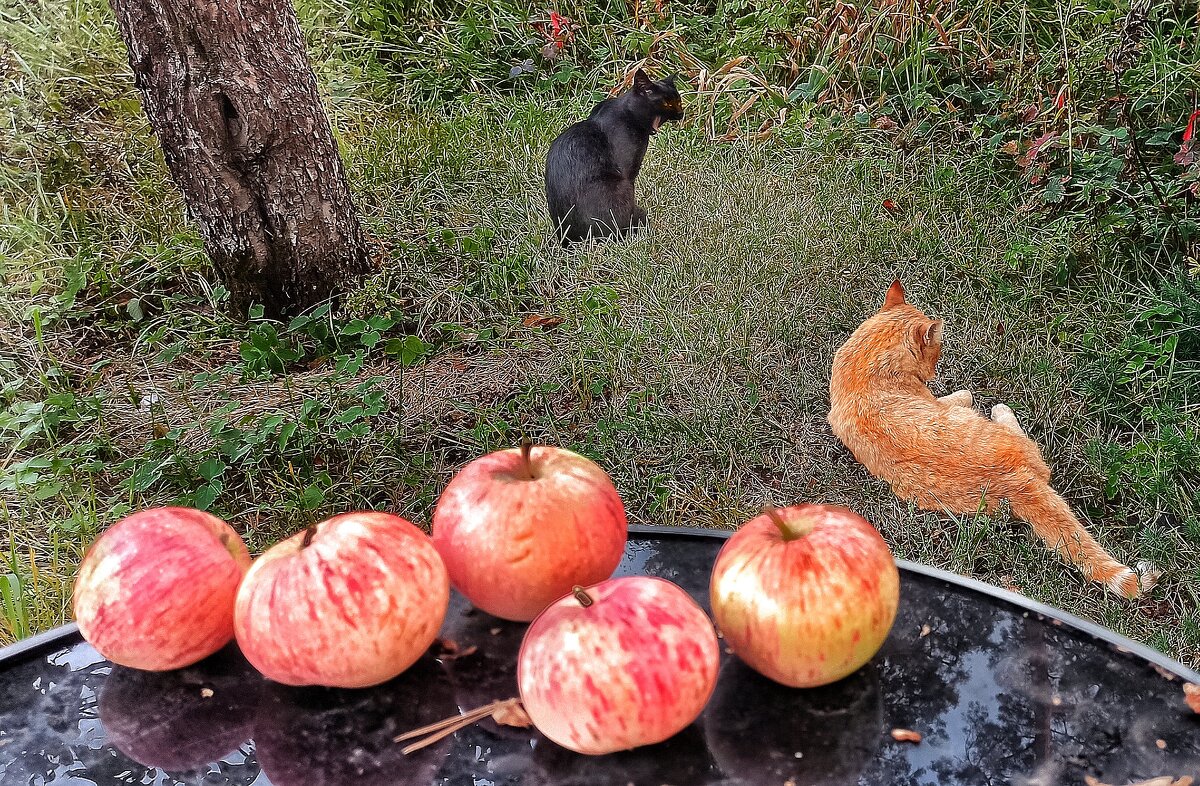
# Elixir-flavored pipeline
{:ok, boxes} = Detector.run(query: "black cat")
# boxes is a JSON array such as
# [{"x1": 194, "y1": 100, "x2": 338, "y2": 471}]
[{"x1": 545, "y1": 70, "x2": 683, "y2": 245}]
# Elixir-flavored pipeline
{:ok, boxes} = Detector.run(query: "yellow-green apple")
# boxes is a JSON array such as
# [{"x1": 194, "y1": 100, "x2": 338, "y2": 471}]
[
  {"x1": 73, "y1": 507, "x2": 251, "y2": 671},
  {"x1": 517, "y1": 576, "x2": 719, "y2": 755},
  {"x1": 233, "y1": 511, "x2": 448, "y2": 688},
  {"x1": 709, "y1": 504, "x2": 899, "y2": 688},
  {"x1": 432, "y1": 442, "x2": 627, "y2": 622}
]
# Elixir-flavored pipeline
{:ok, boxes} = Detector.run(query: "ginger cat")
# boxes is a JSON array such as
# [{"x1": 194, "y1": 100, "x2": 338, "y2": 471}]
[{"x1": 828, "y1": 280, "x2": 1158, "y2": 598}]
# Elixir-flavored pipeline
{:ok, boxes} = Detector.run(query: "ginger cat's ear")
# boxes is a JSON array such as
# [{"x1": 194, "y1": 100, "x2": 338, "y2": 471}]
[
  {"x1": 883, "y1": 279, "x2": 906, "y2": 310},
  {"x1": 913, "y1": 319, "x2": 944, "y2": 347}
]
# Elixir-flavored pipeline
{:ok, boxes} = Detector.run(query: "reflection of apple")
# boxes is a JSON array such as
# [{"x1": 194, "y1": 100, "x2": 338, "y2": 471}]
[
  {"x1": 710, "y1": 504, "x2": 899, "y2": 687},
  {"x1": 532, "y1": 722, "x2": 720, "y2": 785},
  {"x1": 252, "y1": 654, "x2": 456, "y2": 786},
  {"x1": 432, "y1": 443, "x2": 627, "y2": 621},
  {"x1": 518, "y1": 576, "x2": 719, "y2": 755},
  {"x1": 234, "y1": 511, "x2": 449, "y2": 688},
  {"x1": 99, "y1": 644, "x2": 260, "y2": 771},
  {"x1": 705, "y1": 657, "x2": 883, "y2": 785},
  {"x1": 74, "y1": 507, "x2": 251, "y2": 671},
  {"x1": 441, "y1": 614, "x2": 528, "y2": 740}
]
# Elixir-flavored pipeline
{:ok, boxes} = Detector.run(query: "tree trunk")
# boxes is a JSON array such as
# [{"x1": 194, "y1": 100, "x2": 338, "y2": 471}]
[{"x1": 108, "y1": 0, "x2": 372, "y2": 318}]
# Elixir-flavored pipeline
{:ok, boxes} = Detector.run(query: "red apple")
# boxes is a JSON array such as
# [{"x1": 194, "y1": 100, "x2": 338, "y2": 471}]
[
  {"x1": 233, "y1": 511, "x2": 448, "y2": 688},
  {"x1": 73, "y1": 507, "x2": 251, "y2": 671},
  {"x1": 709, "y1": 504, "x2": 899, "y2": 688},
  {"x1": 432, "y1": 442, "x2": 627, "y2": 622},
  {"x1": 517, "y1": 576, "x2": 719, "y2": 755}
]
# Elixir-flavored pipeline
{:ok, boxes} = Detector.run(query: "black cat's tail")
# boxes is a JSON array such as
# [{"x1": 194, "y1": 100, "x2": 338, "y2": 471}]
[{"x1": 550, "y1": 205, "x2": 593, "y2": 246}]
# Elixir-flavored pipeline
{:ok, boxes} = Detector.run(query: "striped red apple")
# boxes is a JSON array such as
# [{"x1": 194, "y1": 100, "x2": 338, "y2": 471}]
[
  {"x1": 709, "y1": 504, "x2": 899, "y2": 688},
  {"x1": 517, "y1": 576, "x2": 720, "y2": 754},
  {"x1": 73, "y1": 507, "x2": 251, "y2": 671},
  {"x1": 432, "y1": 442, "x2": 627, "y2": 621},
  {"x1": 234, "y1": 511, "x2": 449, "y2": 688}
]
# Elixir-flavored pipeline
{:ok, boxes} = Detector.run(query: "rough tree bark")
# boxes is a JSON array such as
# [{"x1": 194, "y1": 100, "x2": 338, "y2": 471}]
[{"x1": 108, "y1": 0, "x2": 372, "y2": 318}]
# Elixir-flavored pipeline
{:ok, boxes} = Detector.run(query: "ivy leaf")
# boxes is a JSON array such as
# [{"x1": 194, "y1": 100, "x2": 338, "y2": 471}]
[
  {"x1": 194, "y1": 483, "x2": 219, "y2": 511},
  {"x1": 279, "y1": 422, "x2": 298, "y2": 452},
  {"x1": 1041, "y1": 178, "x2": 1066, "y2": 204},
  {"x1": 385, "y1": 335, "x2": 431, "y2": 366},
  {"x1": 198, "y1": 458, "x2": 227, "y2": 482},
  {"x1": 300, "y1": 484, "x2": 324, "y2": 510}
]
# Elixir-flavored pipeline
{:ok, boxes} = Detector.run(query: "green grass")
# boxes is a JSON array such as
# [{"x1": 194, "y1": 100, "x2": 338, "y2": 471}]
[{"x1": 1, "y1": 0, "x2": 1197, "y2": 666}]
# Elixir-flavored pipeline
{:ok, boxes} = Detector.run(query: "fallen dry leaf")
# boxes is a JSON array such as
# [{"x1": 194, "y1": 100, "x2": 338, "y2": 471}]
[
  {"x1": 1152, "y1": 665, "x2": 1178, "y2": 682},
  {"x1": 200, "y1": 687, "x2": 214, "y2": 699},
  {"x1": 492, "y1": 700, "x2": 533, "y2": 728},
  {"x1": 1156, "y1": 739, "x2": 1167, "y2": 750},
  {"x1": 522, "y1": 314, "x2": 565, "y2": 330},
  {"x1": 1185, "y1": 683, "x2": 1200, "y2": 713},
  {"x1": 919, "y1": 624, "x2": 931, "y2": 638},
  {"x1": 435, "y1": 638, "x2": 478, "y2": 660},
  {"x1": 890, "y1": 728, "x2": 922, "y2": 743}
]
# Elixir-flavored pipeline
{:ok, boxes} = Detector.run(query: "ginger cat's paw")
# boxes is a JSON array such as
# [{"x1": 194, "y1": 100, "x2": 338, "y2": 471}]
[
  {"x1": 991, "y1": 404, "x2": 1025, "y2": 435},
  {"x1": 939, "y1": 389, "x2": 974, "y2": 408},
  {"x1": 1135, "y1": 560, "x2": 1162, "y2": 594},
  {"x1": 1106, "y1": 561, "x2": 1161, "y2": 599}
]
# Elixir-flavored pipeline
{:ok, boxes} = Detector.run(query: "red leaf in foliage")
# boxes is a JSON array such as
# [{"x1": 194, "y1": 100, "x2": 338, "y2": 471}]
[
  {"x1": 1019, "y1": 103, "x2": 1039, "y2": 123},
  {"x1": 882, "y1": 199, "x2": 899, "y2": 213},
  {"x1": 1054, "y1": 88, "x2": 1067, "y2": 110},
  {"x1": 1184, "y1": 110, "x2": 1200, "y2": 143},
  {"x1": 1017, "y1": 132, "x2": 1058, "y2": 168},
  {"x1": 538, "y1": 11, "x2": 571, "y2": 52}
]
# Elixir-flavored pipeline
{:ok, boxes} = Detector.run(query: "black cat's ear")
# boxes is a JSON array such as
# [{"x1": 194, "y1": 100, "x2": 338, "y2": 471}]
[
  {"x1": 632, "y1": 68, "x2": 654, "y2": 94},
  {"x1": 663, "y1": 72, "x2": 680, "y2": 88}
]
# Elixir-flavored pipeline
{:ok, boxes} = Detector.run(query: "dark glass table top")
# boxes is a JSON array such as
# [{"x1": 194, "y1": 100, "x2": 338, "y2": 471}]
[{"x1": 1, "y1": 526, "x2": 1197, "y2": 785}]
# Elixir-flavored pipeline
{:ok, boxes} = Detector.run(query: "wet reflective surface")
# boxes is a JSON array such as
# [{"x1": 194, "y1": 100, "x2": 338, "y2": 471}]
[{"x1": 2, "y1": 530, "x2": 1198, "y2": 785}]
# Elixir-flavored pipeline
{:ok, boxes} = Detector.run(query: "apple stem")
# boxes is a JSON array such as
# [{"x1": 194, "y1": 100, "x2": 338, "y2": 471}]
[
  {"x1": 396, "y1": 698, "x2": 524, "y2": 754},
  {"x1": 301, "y1": 524, "x2": 318, "y2": 549},
  {"x1": 572, "y1": 585, "x2": 594, "y2": 607},
  {"x1": 764, "y1": 506, "x2": 799, "y2": 542},
  {"x1": 519, "y1": 437, "x2": 535, "y2": 480}
]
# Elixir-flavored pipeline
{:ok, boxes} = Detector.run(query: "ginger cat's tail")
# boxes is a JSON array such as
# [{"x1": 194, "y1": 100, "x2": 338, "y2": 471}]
[{"x1": 1008, "y1": 478, "x2": 1160, "y2": 599}]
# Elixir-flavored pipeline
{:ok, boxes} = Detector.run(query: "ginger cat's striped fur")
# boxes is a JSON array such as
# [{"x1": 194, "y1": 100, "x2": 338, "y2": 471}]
[{"x1": 828, "y1": 280, "x2": 1158, "y2": 599}]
